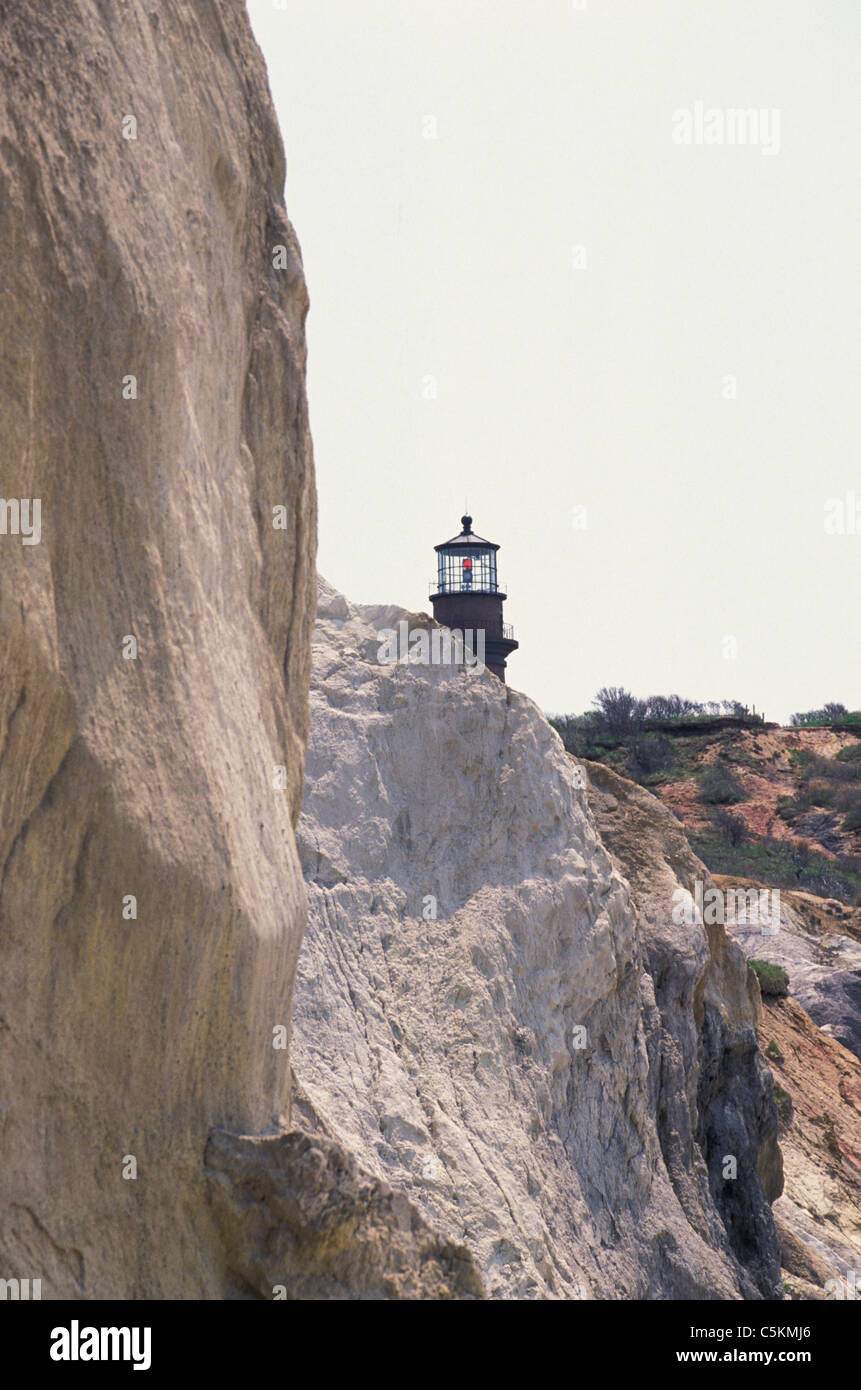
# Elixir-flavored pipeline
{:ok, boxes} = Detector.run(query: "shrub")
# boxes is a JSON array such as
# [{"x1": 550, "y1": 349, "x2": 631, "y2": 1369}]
[
  {"x1": 626, "y1": 732, "x2": 674, "y2": 783},
  {"x1": 750, "y1": 959, "x2": 789, "y2": 997},
  {"x1": 790, "y1": 705, "x2": 861, "y2": 728},
  {"x1": 838, "y1": 787, "x2": 861, "y2": 832},
  {"x1": 806, "y1": 781, "x2": 837, "y2": 811},
  {"x1": 646, "y1": 694, "x2": 703, "y2": 720},
  {"x1": 548, "y1": 713, "x2": 605, "y2": 758},
  {"x1": 688, "y1": 832, "x2": 861, "y2": 905},
  {"x1": 790, "y1": 703, "x2": 848, "y2": 726},
  {"x1": 788, "y1": 748, "x2": 813, "y2": 771},
  {"x1": 780, "y1": 748, "x2": 861, "y2": 840},
  {"x1": 773, "y1": 1083, "x2": 793, "y2": 1131},
  {"x1": 699, "y1": 763, "x2": 745, "y2": 805},
  {"x1": 807, "y1": 757, "x2": 861, "y2": 785},
  {"x1": 726, "y1": 699, "x2": 758, "y2": 717},
  {"x1": 712, "y1": 807, "x2": 748, "y2": 846},
  {"x1": 592, "y1": 686, "x2": 648, "y2": 738}
]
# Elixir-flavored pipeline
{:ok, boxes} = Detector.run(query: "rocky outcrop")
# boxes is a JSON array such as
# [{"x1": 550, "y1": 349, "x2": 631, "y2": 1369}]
[
  {"x1": 0, "y1": 4, "x2": 315, "y2": 1297},
  {"x1": 718, "y1": 879, "x2": 861, "y2": 1062},
  {"x1": 291, "y1": 581, "x2": 783, "y2": 1299},
  {"x1": 752, "y1": 993, "x2": 861, "y2": 1298},
  {"x1": 204, "y1": 1127, "x2": 484, "y2": 1300},
  {"x1": 585, "y1": 764, "x2": 783, "y2": 1288}
]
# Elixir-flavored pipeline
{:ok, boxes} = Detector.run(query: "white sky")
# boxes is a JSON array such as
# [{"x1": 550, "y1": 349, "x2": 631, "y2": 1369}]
[{"x1": 247, "y1": 0, "x2": 861, "y2": 722}]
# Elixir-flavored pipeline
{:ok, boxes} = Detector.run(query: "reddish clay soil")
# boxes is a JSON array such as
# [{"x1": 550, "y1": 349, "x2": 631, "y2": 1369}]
[{"x1": 657, "y1": 727, "x2": 861, "y2": 859}]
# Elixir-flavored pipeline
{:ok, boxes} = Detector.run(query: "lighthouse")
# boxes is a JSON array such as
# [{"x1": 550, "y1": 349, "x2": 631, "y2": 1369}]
[{"x1": 429, "y1": 515, "x2": 518, "y2": 682}]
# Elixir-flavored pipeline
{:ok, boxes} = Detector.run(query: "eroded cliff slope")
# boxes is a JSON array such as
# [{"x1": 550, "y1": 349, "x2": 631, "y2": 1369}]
[{"x1": 292, "y1": 582, "x2": 783, "y2": 1299}]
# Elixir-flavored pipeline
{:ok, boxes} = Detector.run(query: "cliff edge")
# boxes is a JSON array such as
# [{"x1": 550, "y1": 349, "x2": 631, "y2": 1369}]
[{"x1": 292, "y1": 581, "x2": 783, "y2": 1298}]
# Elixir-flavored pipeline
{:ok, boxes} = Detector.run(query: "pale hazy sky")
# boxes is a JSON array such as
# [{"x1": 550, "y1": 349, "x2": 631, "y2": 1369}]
[{"x1": 247, "y1": 0, "x2": 860, "y2": 722}]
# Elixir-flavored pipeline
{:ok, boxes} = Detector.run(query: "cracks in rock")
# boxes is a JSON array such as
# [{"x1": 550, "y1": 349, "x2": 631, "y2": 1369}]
[
  {"x1": 50, "y1": 818, "x2": 95, "y2": 936},
  {"x1": 8, "y1": 1203, "x2": 85, "y2": 1292},
  {"x1": 0, "y1": 735, "x2": 75, "y2": 902},
  {"x1": 0, "y1": 683, "x2": 26, "y2": 774}
]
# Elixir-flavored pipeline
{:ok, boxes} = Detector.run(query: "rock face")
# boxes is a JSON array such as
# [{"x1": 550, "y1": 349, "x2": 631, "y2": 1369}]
[
  {"x1": 204, "y1": 1128, "x2": 483, "y2": 1300},
  {"x1": 753, "y1": 993, "x2": 861, "y2": 1298},
  {"x1": 292, "y1": 581, "x2": 783, "y2": 1299},
  {"x1": 0, "y1": 4, "x2": 316, "y2": 1297},
  {"x1": 709, "y1": 884, "x2": 861, "y2": 1296},
  {"x1": 718, "y1": 880, "x2": 861, "y2": 1062},
  {"x1": 585, "y1": 764, "x2": 784, "y2": 1289}
]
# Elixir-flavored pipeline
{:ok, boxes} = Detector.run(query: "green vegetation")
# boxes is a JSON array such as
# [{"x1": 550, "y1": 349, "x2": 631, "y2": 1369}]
[
  {"x1": 688, "y1": 829, "x2": 861, "y2": 905},
  {"x1": 698, "y1": 762, "x2": 746, "y2": 805},
  {"x1": 787, "y1": 747, "x2": 813, "y2": 772},
  {"x1": 711, "y1": 807, "x2": 748, "y2": 846},
  {"x1": 749, "y1": 960, "x2": 789, "y2": 997},
  {"x1": 772, "y1": 1083, "x2": 793, "y2": 1132},
  {"x1": 549, "y1": 685, "x2": 861, "y2": 907},
  {"x1": 625, "y1": 733, "x2": 675, "y2": 785},
  {"x1": 548, "y1": 688, "x2": 764, "y2": 777},
  {"x1": 766, "y1": 1039, "x2": 783, "y2": 1062},
  {"x1": 790, "y1": 702, "x2": 861, "y2": 729},
  {"x1": 774, "y1": 743, "x2": 861, "y2": 836}
]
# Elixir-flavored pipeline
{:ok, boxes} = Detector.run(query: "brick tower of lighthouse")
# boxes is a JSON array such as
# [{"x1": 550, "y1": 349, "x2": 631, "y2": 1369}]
[{"x1": 429, "y1": 515, "x2": 518, "y2": 682}]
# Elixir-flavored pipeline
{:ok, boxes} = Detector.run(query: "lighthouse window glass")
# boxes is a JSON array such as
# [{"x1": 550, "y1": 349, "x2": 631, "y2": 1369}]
[{"x1": 438, "y1": 548, "x2": 497, "y2": 592}]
